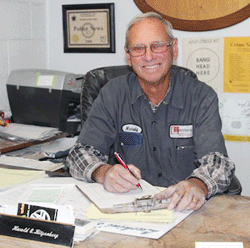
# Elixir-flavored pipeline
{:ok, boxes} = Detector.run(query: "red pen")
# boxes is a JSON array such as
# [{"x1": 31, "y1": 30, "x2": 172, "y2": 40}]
[{"x1": 114, "y1": 152, "x2": 142, "y2": 190}]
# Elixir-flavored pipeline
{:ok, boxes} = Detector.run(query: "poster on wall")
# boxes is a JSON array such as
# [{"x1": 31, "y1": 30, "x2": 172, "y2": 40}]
[
  {"x1": 224, "y1": 37, "x2": 250, "y2": 93},
  {"x1": 182, "y1": 37, "x2": 224, "y2": 93},
  {"x1": 183, "y1": 37, "x2": 250, "y2": 142}
]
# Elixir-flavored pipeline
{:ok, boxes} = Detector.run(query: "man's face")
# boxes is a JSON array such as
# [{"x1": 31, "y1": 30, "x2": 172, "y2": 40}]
[{"x1": 125, "y1": 18, "x2": 178, "y2": 86}]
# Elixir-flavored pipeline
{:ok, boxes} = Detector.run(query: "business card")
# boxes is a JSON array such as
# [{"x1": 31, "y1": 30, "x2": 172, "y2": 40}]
[{"x1": 17, "y1": 203, "x2": 58, "y2": 221}]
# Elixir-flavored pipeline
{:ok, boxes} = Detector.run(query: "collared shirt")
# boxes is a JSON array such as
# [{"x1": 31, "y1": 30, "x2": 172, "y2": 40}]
[{"x1": 66, "y1": 67, "x2": 235, "y2": 198}]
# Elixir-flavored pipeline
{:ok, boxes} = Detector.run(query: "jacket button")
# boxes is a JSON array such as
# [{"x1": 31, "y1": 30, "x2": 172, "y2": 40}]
[
  {"x1": 153, "y1": 147, "x2": 156, "y2": 151},
  {"x1": 158, "y1": 173, "x2": 162, "y2": 177}
]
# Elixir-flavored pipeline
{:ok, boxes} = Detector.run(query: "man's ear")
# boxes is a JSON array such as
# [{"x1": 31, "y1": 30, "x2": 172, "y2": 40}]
[
  {"x1": 172, "y1": 38, "x2": 179, "y2": 61},
  {"x1": 124, "y1": 46, "x2": 132, "y2": 66}
]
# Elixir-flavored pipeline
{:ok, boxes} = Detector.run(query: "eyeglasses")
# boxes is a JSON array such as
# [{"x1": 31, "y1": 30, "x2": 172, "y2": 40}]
[{"x1": 127, "y1": 41, "x2": 173, "y2": 57}]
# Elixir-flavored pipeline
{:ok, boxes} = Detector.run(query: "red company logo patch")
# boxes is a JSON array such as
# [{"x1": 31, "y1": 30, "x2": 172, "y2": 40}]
[{"x1": 171, "y1": 126, "x2": 179, "y2": 134}]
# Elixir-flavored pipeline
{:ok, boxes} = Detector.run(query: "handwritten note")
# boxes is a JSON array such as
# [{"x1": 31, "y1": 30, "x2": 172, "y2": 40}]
[{"x1": 96, "y1": 222, "x2": 167, "y2": 239}]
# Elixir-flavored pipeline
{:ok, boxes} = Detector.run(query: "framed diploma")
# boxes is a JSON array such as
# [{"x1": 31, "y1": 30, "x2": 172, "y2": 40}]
[{"x1": 62, "y1": 3, "x2": 115, "y2": 53}]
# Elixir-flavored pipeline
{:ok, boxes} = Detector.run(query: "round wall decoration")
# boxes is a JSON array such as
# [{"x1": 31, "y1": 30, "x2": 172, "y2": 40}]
[{"x1": 133, "y1": 0, "x2": 250, "y2": 31}]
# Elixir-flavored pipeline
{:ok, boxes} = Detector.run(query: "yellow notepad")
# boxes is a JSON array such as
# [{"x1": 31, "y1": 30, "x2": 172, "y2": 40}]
[
  {"x1": 86, "y1": 203, "x2": 174, "y2": 223},
  {"x1": 0, "y1": 167, "x2": 45, "y2": 190}
]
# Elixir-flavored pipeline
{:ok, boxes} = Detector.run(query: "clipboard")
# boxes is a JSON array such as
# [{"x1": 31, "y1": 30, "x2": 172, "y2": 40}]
[{"x1": 76, "y1": 179, "x2": 169, "y2": 214}]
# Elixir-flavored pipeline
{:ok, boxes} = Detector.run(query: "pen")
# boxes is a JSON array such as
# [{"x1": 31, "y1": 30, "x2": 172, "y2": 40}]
[{"x1": 114, "y1": 152, "x2": 142, "y2": 190}]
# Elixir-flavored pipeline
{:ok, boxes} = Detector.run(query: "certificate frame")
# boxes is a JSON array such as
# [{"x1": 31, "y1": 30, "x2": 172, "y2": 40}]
[{"x1": 62, "y1": 3, "x2": 115, "y2": 53}]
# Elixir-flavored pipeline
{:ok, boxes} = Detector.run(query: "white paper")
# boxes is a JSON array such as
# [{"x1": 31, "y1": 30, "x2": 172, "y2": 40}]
[
  {"x1": 0, "y1": 123, "x2": 60, "y2": 140},
  {"x1": 95, "y1": 209, "x2": 193, "y2": 239},
  {"x1": 36, "y1": 75, "x2": 54, "y2": 87},
  {"x1": 218, "y1": 93, "x2": 250, "y2": 136},
  {"x1": 20, "y1": 184, "x2": 75, "y2": 205},
  {"x1": 76, "y1": 179, "x2": 161, "y2": 209},
  {"x1": 0, "y1": 155, "x2": 64, "y2": 171}
]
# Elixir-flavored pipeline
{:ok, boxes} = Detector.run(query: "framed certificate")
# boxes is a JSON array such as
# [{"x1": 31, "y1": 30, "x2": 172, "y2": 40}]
[{"x1": 62, "y1": 3, "x2": 115, "y2": 53}]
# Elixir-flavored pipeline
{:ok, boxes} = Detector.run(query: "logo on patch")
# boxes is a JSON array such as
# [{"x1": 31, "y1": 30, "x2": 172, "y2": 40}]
[
  {"x1": 170, "y1": 125, "x2": 193, "y2": 138},
  {"x1": 122, "y1": 124, "x2": 142, "y2": 133}
]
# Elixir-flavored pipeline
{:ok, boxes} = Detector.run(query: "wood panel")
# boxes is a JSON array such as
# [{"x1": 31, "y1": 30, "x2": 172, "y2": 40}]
[{"x1": 134, "y1": 0, "x2": 250, "y2": 31}]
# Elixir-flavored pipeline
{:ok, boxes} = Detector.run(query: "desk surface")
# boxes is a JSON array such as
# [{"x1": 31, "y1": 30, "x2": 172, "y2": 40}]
[{"x1": 0, "y1": 194, "x2": 249, "y2": 248}]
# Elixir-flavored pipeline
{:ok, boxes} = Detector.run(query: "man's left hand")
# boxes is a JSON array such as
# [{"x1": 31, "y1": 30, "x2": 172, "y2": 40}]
[{"x1": 154, "y1": 178, "x2": 208, "y2": 211}]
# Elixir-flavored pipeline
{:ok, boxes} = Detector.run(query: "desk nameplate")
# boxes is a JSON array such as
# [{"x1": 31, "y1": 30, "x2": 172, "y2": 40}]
[{"x1": 0, "y1": 214, "x2": 75, "y2": 247}]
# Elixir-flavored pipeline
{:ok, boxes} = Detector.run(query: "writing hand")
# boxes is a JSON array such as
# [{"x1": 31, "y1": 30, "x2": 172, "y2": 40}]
[
  {"x1": 154, "y1": 178, "x2": 207, "y2": 211},
  {"x1": 92, "y1": 163, "x2": 141, "y2": 193}
]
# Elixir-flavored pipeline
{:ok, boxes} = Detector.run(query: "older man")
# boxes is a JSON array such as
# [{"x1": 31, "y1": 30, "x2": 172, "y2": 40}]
[{"x1": 66, "y1": 12, "x2": 235, "y2": 211}]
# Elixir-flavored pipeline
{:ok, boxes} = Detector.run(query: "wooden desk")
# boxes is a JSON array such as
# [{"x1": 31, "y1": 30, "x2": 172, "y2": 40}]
[{"x1": 0, "y1": 195, "x2": 249, "y2": 248}]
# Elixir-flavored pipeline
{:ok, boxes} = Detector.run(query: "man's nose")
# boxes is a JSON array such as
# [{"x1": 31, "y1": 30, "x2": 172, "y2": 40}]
[{"x1": 144, "y1": 46, "x2": 154, "y2": 60}]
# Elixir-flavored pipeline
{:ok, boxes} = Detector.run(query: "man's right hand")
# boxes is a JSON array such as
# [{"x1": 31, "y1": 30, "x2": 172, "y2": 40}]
[{"x1": 92, "y1": 164, "x2": 141, "y2": 193}]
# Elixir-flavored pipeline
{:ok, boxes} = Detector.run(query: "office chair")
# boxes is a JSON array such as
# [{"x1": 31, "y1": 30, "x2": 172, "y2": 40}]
[{"x1": 81, "y1": 65, "x2": 242, "y2": 195}]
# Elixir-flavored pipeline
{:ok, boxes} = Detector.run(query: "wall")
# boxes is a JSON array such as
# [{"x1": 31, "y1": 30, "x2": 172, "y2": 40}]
[
  {"x1": 0, "y1": 0, "x2": 46, "y2": 113},
  {"x1": 47, "y1": 0, "x2": 141, "y2": 74},
  {"x1": 47, "y1": 0, "x2": 250, "y2": 196}
]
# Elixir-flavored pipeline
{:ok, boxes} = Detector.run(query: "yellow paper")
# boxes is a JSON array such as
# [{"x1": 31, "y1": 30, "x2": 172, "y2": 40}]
[
  {"x1": 224, "y1": 37, "x2": 250, "y2": 93},
  {"x1": 0, "y1": 167, "x2": 45, "y2": 188},
  {"x1": 86, "y1": 203, "x2": 174, "y2": 223}
]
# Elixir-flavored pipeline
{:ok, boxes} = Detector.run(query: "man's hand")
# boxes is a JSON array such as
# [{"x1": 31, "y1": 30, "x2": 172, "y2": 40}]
[
  {"x1": 154, "y1": 178, "x2": 208, "y2": 211},
  {"x1": 92, "y1": 164, "x2": 141, "y2": 193}
]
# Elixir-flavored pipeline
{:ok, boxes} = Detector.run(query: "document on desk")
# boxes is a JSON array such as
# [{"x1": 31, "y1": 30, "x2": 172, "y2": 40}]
[
  {"x1": 95, "y1": 208, "x2": 193, "y2": 239},
  {"x1": 77, "y1": 180, "x2": 194, "y2": 239},
  {"x1": 0, "y1": 167, "x2": 45, "y2": 192},
  {"x1": 0, "y1": 123, "x2": 61, "y2": 141},
  {"x1": 0, "y1": 180, "x2": 76, "y2": 206},
  {"x1": 76, "y1": 179, "x2": 162, "y2": 213},
  {"x1": 0, "y1": 155, "x2": 64, "y2": 171}
]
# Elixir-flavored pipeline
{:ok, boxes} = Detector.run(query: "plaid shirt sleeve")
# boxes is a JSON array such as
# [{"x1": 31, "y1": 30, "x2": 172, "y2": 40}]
[
  {"x1": 66, "y1": 143, "x2": 108, "y2": 182},
  {"x1": 188, "y1": 152, "x2": 235, "y2": 198}
]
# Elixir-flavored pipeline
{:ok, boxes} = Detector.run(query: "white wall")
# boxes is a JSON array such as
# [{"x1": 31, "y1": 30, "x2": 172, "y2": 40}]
[
  {"x1": 47, "y1": 0, "x2": 141, "y2": 74},
  {"x1": 47, "y1": 0, "x2": 250, "y2": 196},
  {"x1": 0, "y1": 0, "x2": 46, "y2": 113}
]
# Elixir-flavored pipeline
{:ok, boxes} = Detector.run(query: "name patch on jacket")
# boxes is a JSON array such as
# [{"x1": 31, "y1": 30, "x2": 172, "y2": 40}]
[
  {"x1": 170, "y1": 125, "x2": 193, "y2": 138},
  {"x1": 120, "y1": 124, "x2": 143, "y2": 147}
]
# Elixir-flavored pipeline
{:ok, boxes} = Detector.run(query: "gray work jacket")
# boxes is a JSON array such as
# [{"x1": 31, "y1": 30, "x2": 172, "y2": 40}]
[{"x1": 77, "y1": 67, "x2": 227, "y2": 187}]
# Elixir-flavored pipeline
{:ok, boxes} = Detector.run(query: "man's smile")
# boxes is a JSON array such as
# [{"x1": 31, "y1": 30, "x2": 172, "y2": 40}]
[{"x1": 143, "y1": 64, "x2": 161, "y2": 69}]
